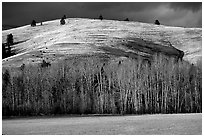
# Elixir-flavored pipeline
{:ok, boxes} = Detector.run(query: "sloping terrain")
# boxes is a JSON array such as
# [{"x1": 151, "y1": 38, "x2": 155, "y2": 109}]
[
  {"x1": 2, "y1": 25, "x2": 20, "y2": 30},
  {"x1": 2, "y1": 18, "x2": 202, "y2": 67}
]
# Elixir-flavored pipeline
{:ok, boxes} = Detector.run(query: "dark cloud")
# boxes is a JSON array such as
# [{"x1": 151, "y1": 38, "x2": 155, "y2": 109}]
[
  {"x1": 2, "y1": 2, "x2": 202, "y2": 28},
  {"x1": 82, "y1": 2, "x2": 161, "y2": 12},
  {"x1": 169, "y1": 2, "x2": 202, "y2": 12}
]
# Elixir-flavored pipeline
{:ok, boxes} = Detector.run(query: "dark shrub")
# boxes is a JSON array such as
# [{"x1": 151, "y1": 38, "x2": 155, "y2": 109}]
[
  {"x1": 99, "y1": 15, "x2": 103, "y2": 20},
  {"x1": 124, "y1": 18, "x2": 129, "y2": 21},
  {"x1": 20, "y1": 63, "x2": 25, "y2": 71},
  {"x1": 31, "y1": 20, "x2": 36, "y2": 27},
  {"x1": 155, "y1": 20, "x2": 160, "y2": 25},
  {"x1": 62, "y1": 15, "x2": 66, "y2": 19},
  {"x1": 40, "y1": 60, "x2": 51, "y2": 68},
  {"x1": 60, "y1": 18, "x2": 65, "y2": 25}
]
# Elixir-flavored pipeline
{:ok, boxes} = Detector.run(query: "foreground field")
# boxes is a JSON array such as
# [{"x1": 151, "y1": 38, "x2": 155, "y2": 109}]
[{"x1": 2, "y1": 113, "x2": 201, "y2": 135}]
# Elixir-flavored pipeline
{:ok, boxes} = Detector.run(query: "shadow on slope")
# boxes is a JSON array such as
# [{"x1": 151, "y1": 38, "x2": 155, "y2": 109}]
[
  {"x1": 2, "y1": 40, "x2": 27, "y2": 59},
  {"x1": 99, "y1": 38, "x2": 184, "y2": 62}
]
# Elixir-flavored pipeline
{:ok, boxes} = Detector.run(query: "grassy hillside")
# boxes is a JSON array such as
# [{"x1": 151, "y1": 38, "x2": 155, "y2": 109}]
[
  {"x1": 2, "y1": 18, "x2": 202, "y2": 116},
  {"x1": 2, "y1": 18, "x2": 201, "y2": 68}
]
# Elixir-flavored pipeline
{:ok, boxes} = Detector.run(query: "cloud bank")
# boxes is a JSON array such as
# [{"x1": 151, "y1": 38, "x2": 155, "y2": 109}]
[{"x1": 2, "y1": 2, "x2": 202, "y2": 28}]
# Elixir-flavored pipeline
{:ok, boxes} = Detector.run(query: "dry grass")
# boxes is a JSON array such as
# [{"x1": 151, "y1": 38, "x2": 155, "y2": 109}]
[
  {"x1": 2, "y1": 18, "x2": 201, "y2": 68},
  {"x1": 2, "y1": 113, "x2": 202, "y2": 135}
]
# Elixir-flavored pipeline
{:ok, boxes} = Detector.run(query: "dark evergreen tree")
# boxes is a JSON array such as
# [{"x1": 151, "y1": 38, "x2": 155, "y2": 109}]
[
  {"x1": 31, "y1": 20, "x2": 36, "y2": 27},
  {"x1": 6, "y1": 34, "x2": 13, "y2": 55},
  {"x1": 124, "y1": 18, "x2": 129, "y2": 21},
  {"x1": 6, "y1": 34, "x2": 13, "y2": 46},
  {"x1": 60, "y1": 17, "x2": 66, "y2": 25},
  {"x1": 2, "y1": 43, "x2": 6, "y2": 58},
  {"x1": 99, "y1": 15, "x2": 103, "y2": 20},
  {"x1": 62, "y1": 15, "x2": 66, "y2": 19},
  {"x1": 155, "y1": 20, "x2": 160, "y2": 25}
]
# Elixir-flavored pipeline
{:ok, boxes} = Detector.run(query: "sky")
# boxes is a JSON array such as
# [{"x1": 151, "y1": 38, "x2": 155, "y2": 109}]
[{"x1": 2, "y1": 2, "x2": 202, "y2": 28}]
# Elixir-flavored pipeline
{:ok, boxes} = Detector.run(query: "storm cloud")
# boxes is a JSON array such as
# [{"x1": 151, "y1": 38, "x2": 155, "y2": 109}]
[
  {"x1": 169, "y1": 2, "x2": 202, "y2": 12},
  {"x1": 2, "y1": 2, "x2": 202, "y2": 28}
]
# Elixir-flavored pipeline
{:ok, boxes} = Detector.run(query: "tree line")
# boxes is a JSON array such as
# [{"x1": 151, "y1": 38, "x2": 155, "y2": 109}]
[
  {"x1": 2, "y1": 54, "x2": 202, "y2": 116},
  {"x1": 30, "y1": 14, "x2": 161, "y2": 26}
]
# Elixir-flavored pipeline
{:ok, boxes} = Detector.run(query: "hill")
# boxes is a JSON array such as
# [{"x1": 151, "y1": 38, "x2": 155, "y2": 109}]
[
  {"x1": 2, "y1": 24, "x2": 19, "y2": 30},
  {"x1": 2, "y1": 18, "x2": 202, "y2": 68},
  {"x1": 2, "y1": 18, "x2": 202, "y2": 116}
]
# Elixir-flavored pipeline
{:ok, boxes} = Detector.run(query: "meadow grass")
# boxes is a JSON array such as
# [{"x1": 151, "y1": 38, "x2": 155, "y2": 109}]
[{"x1": 2, "y1": 54, "x2": 202, "y2": 116}]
